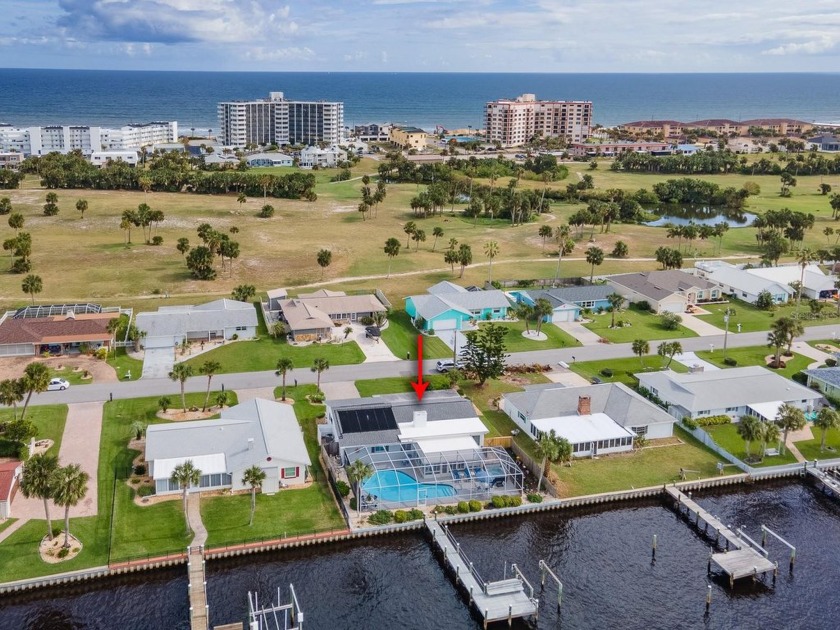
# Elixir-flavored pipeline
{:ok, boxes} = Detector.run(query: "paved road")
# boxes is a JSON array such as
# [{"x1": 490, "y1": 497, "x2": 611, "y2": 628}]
[{"x1": 21, "y1": 323, "x2": 840, "y2": 407}]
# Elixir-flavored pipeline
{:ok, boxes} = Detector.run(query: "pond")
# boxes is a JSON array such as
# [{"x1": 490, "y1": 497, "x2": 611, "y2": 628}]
[{"x1": 644, "y1": 204, "x2": 756, "y2": 227}]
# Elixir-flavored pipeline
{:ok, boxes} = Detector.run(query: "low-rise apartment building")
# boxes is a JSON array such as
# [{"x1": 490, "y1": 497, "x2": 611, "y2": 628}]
[{"x1": 390, "y1": 126, "x2": 428, "y2": 150}]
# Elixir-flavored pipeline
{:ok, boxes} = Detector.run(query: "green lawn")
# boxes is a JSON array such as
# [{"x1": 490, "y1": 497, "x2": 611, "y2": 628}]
[
  {"x1": 0, "y1": 519, "x2": 16, "y2": 535},
  {"x1": 698, "y1": 298, "x2": 840, "y2": 333},
  {"x1": 0, "y1": 404, "x2": 67, "y2": 458},
  {"x1": 795, "y1": 426, "x2": 840, "y2": 462},
  {"x1": 570, "y1": 355, "x2": 688, "y2": 388},
  {"x1": 354, "y1": 375, "x2": 451, "y2": 398},
  {"x1": 493, "y1": 320, "x2": 582, "y2": 352},
  {"x1": 553, "y1": 427, "x2": 724, "y2": 497},
  {"x1": 583, "y1": 307, "x2": 698, "y2": 343},
  {"x1": 106, "y1": 347, "x2": 144, "y2": 381},
  {"x1": 49, "y1": 366, "x2": 92, "y2": 386},
  {"x1": 380, "y1": 310, "x2": 451, "y2": 360},
  {"x1": 202, "y1": 383, "x2": 345, "y2": 547},
  {"x1": 695, "y1": 346, "x2": 811, "y2": 379},
  {"x1": 705, "y1": 423, "x2": 798, "y2": 467}
]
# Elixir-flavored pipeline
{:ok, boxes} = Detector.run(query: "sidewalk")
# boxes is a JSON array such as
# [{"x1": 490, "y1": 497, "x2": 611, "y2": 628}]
[{"x1": 187, "y1": 493, "x2": 207, "y2": 546}]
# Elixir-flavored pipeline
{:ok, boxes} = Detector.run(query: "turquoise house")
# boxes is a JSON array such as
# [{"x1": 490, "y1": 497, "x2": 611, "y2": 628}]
[
  {"x1": 510, "y1": 285, "x2": 616, "y2": 323},
  {"x1": 405, "y1": 281, "x2": 512, "y2": 332}
]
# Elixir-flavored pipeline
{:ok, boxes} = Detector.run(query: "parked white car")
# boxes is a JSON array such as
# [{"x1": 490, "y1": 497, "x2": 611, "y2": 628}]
[{"x1": 47, "y1": 378, "x2": 70, "y2": 391}]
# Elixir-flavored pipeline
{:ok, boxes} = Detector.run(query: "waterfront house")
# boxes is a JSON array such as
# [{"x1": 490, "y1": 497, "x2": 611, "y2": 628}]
[
  {"x1": 808, "y1": 135, "x2": 840, "y2": 152},
  {"x1": 136, "y1": 298, "x2": 258, "y2": 349},
  {"x1": 606, "y1": 270, "x2": 721, "y2": 314},
  {"x1": 510, "y1": 285, "x2": 616, "y2": 322},
  {"x1": 500, "y1": 383, "x2": 675, "y2": 457},
  {"x1": 636, "y1": 366, "x2": 822, "y2": 422},
  {"x1": 804, "y1": 367, "x2": 840, "y2": 399},
  {"x1": 276, "y1": 289, "x2": 387, "y2": 342},
  {"x1": 405, "y1": 281, "x2": 511, "y2": 332},
  {"x1": 145, "y1": 399, "x2": 311, "y2": 496}
]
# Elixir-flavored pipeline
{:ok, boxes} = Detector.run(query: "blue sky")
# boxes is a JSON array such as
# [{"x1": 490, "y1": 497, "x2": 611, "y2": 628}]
[{"x1": 3, "y1": 0, "x2": 840, "y2": 72}]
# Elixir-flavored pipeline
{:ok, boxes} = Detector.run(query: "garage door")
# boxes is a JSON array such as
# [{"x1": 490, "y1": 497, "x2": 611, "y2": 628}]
[
  {"x1": 660, "y1": 302, "x2": 684, "y2": 314},
  {"x1": 432, "y1": 319, "x2": 458, "y2": 332},
  {"x1": 552, "y1": 310, "x2": 574, "y2": 323},
  {"x1": 144, "y1": 336, "x2": 176, "y2": 349}
]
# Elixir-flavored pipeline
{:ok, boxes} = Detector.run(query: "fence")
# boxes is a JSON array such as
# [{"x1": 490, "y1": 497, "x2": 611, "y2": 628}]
[
  {"x1": 492, "y1": 277, "x2": 593, "y2": 289},
  {"x1": 511, "y1": 440, "x2": 558, "y2": 498},
  {"x1": 320, "y1": 445, "x2": 351, "y2": 524},
  {"x1": 484, "y1": 436, "x2": 512, "y2": 448}
]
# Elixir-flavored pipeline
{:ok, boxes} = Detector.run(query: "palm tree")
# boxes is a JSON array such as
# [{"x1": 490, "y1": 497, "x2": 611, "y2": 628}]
[
  {"x1": 772, "y1": 316, "x2": 803, "y2": 356},
  {"x1": 403, "y1": 221, "x2": 416, "y2": 248},
  {"x1": 316, "y1": 249, "x2": 332, "y2": 278},
  {"x1": 20, "y1": 362, "x2": 50, "y2": 421},
  {"x1": 411, "y1": 228, "x2": 426, "y2": 251},
  {"x1": 556, "y1": 436, "x2": 573, "y2": 467},
  {"x1": 171, "y1": 460, "x2": 201, "y2": 535},
  {"x1": 796, "y1": 248, "x2": 816, "y2": 311},
  {"x1": 431, "y1": 227, "x2": 444, "y2": 251},
  {"x1": 383, "y1": 237, "x2": 400, "y2": 278},
  {"x1": 19, "y1": 453, "x2": 59, "y2": 540},
  {"x1": 775, "y1": 403, "x2": 806, "y2": 455},
  {"x1": 0, "y1": 378, "x2": 24, "y2": 420},
  {"x1": 346, "y1": 459, "x2": 373, "y2": 523},
  {"x1": 237, "y1": 192, "x2": 247, "y2": 210},
  {"x1": 737, "y1": 416, "x2": 762, "y2": 460},
  {"x1": 535, "y1": 429, "x2": 562, "y2": 492},
  {"x1": 607, "y1": 292, "x2": 624, "y2": 328},
  {"x1": 457, "y1": 243, "x2": 472, "y2": 278},
  {"x1": 554, "y1": 224, "x2": 571, "y2": 283},
  {"x1": 242, "y1": 465, "x2": 267, "y2": 527},
  {"x1": 484, "y1": 240, "x2": 499, "y2": 282},
  {"x1": 632, "y1": 339, "x2": 650, "y2": 367},
  {"x1": 585, "y1": 246, "x2": 604, "y2": 282},
  {"x1": 21, "y1": 274, "x2": 42, "y2": 305},
  {"x1": 515, "y1": 302, "x2": 534, "y2": 333},
  {"x1": 168, "y1": 363, "x2": 194, "y2": 412},
  {"x1": 767, "y1": 329, "x2": 786, "y2": 368},
  {"x1": 657, "y1": 341, "x2": 682, "y2": 368},
  {"x1": 533, "y1": 298, "x2": 553, "y2": 336},
  {"x1": 275, "y1": 357, "x2": 294, "y2": 401},
  {"x1": 538, "y1": 224, "x2": 553, "y2": 252},
  {"x1": 814, "y1": 407, "x2": 839, "y2": 452},
  {"x1": 311, "y1": 357, "x2": 329, "y2": 393},
  {"x1": 199, "y1": 360, "x2": 221, "y2": 412},
  {"x1": 52, "y1": 463, "x2": 89, "y2": 548},
  {"x1": 759, "y1": 421, "x2": 781, "y2": 460}
]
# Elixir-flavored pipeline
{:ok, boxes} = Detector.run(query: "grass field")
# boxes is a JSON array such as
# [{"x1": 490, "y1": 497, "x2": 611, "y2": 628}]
[
  {"x1": 552, "y1": 427, "x2": 724, "y2": 497},
  {"x1": 583, "y1": 308, "x2": 697, "y2": 343},
  {"x1": 795, "y1": 426, "x2": 840, "y2": 462},
  {"x1": 4, "y1": 160, "x2": 840, "y2": 310},
  {"x1": 49, "y1": 366, "x2": 91, "y2": 386},
  {"x1": 705, "y1": 423, "x2": 798, "y2": 467},
  {"x1": 354, "y1": 375, "x2": 450, "y2": 398},
  {"x1": 694, "y1": 346, "x2": 811, "y2": 379},
  {"x1": 0, "y1": 404, "x2": 67, "y2": 457},
  {"x1": 493, "y1": 319, "x2": 582, "y2": 352},
  {"x1": 570, "y1": 355, "x2": 688, "y2": 388},
  {"x1": 106, "y1": 347, "x2": 144, "y2": 381},
  {"x1": 380, "y1": 310, "x2": 451, "y2": 360},
  {"x1": 698, "y1": 298, "x2": 840, "y2": 333}
]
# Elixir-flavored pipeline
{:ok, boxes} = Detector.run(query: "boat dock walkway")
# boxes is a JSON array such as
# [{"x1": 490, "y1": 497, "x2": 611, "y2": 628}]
[
  {"x1": 665, "y1": 486, "x2": 776, "y2": 587},
  {"x1": 806, "y1": 466, "x2": 840, "y2": 499},
  {"x1": 425, "y1": 519, "x2": 538, "y2": 627},
  {"x1": 188, "y1": 546, "x2": 209, "y2": 630}
]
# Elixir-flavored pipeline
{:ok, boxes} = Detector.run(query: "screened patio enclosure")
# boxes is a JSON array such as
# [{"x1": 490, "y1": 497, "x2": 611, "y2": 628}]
[{"x1": 344, "y1": 441, "x2": 523, "y2": 510}]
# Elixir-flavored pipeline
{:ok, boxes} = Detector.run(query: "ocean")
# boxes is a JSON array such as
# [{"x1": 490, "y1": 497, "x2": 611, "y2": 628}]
[{"x1": 1, "y1": 69, "x2": 839, "y2": 133}]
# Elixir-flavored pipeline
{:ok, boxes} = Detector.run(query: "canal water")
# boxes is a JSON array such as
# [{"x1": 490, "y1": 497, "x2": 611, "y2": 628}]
[{"x1": 1, "y1": 482, "x2": 838, "y2": 629}]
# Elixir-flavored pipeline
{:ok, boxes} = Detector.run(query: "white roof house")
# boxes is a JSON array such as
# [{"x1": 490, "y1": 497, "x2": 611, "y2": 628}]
[
  {"x1": 636, "y1": 366, "x2": 822, "y2": 421},
  {"x1": 136, "y1": 298, "x2": 258, "y2": 348},
  {"x1": 501, "y1": 383, "x2": 675, "y2": 456},
  {"x1": 145, "y1": 398, "x2": 312, "y2": 495},
  {"x1": 695, "y1": 261, "x2": 835, "y2": 303}
]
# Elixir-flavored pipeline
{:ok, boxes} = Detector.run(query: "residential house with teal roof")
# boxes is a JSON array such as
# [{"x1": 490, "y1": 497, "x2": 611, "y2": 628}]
[{"x1": 405, "y1": 281, "x2": 511, "y2": 332}]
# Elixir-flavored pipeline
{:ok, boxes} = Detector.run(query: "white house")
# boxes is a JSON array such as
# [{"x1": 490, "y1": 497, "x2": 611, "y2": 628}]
[
  {"x1": 636, "y1": 366, "x2": 822, "y2": 422},
  {"x1": 246, "y1": 152, "x2": 294, "y2": 167},
  {"x1": 145, "y1": 399, "x2": 311, "y2": 495},
  {"x1": 501, "y1": 383, "x2": 675, "y2": 457},
  {"x1": 89, "y1": 150, "x2": 138, "y2": 167},
  {"x1": 694, "y1": 261, "x2": 836, "y2": 304},
  {"x1": 136, "y1": 298, "x2": 258, "y2": 349},
  {"x1": 299, "y1": 146, "x2": 346, "y2": 168}
]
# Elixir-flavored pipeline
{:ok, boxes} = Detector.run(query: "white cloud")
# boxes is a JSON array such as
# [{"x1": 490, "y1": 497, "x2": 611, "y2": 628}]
[
  {"x1": 244, "y1": 46, "x2": 316, "y2": 61},
  {"x1": 763, "y1": 35, "x2": 838, "y2": 55}
]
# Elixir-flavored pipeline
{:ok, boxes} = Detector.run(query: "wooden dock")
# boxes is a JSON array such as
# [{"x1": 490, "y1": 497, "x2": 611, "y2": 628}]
[
  {"x1": 665, "y1": 487, "x2": 776, "y2": 587},
  {"x1": 425, "y1": 519, "x2": 538, "y2": 627},
  {"x1": 188, "y1": 546, "x2": 209, "y2": 630}
]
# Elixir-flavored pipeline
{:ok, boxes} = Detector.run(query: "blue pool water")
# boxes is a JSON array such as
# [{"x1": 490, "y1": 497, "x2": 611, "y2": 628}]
[{"x1": 363, "y1": 470, "x2": 455, "y2": 503}]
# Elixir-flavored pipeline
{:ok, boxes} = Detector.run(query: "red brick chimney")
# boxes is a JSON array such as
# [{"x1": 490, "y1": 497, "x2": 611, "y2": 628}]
[{"x1": 577, "y1": 395, "x2": 591, "y2": 416}]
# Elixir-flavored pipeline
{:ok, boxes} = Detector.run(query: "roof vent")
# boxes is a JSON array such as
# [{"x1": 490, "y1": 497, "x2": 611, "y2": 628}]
[{"x1": 247, "y1": 438, "x2": 255, "y2": 450}]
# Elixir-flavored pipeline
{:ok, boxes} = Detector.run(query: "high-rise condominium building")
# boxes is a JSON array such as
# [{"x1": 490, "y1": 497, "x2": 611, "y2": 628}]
[
  {"x1": 217, "y1": 92, "x2": 344, "y2": 147},
  {"x1": 0, "y1": 121, "x2": 177, "y2": 156},
  {"x1": 484, "y1": 94, "x2": 592, "y2": 147}
]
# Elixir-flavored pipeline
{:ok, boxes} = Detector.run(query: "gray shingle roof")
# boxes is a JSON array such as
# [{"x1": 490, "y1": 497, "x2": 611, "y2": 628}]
[
  {"x1": 527, "y1": 285, "x2": 616, "y2": 307},
  {"x1": 636, "y1": 366, "x2": 820, "y2": 413},
  {"x1": 608, "y1": 270, "x2": 717, "y2": 302},
  {"x1": 503, "y1": 382, "x2": 674, "y2": 428},
  {"x1": 804, "y1": 367, "x2": 840, "y2": 388}
]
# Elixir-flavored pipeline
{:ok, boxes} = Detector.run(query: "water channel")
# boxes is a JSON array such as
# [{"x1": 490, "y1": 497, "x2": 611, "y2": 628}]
[{"x1": 1, "y1": 482, "x2": 838, "y2": 629}]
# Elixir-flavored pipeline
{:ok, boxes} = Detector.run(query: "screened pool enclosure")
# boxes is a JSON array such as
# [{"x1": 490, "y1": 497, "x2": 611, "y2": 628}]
[{"x1": 344, "y1": 442, "x2": 524, "y2": 510}]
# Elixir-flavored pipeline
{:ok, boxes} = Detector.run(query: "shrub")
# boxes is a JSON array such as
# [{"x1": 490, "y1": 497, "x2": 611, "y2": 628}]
[
  {"x1": 349, "y1": 497, "x2": 357, "y2": 511},
  {"x1": 526, "y1": 493, "x2": 543, "y2": 503},
  {"x1": 310, "y1": 393, "x2": 324, "y2": 404},
  {"x1": 407, "y1": 508, "x2": 424, "y2": 521},
  {"x1": 57, "y1": 547, "x2": 69, "y2": 559},
  {"x1": 660, "y1": 312, "x2": 683, "y2": 330},
  {"x1": 635, "y1": 300, "x2": 652, "y2": 312},
  {"x1": 444, "y1": 505, "x2": 458, "y2": 515},
  {"x1": 723, "y1": 357, "x2": 738, "y2": 366},
  {"x1": 10, "y1": 258, "x2": 32, "y2": 274},
  {"x1": 158, "y1": 396, "x2": 171, "y2": 412},
  {"x1": 393, "y1": 509, "x2": 408, "y2": 523},
  {"x1": 231, "y1": 333, "x2": 239, "y2": 341},
  {"x1": 491, "y1": 496, "x2": 507, "y2": 509},
  {"x1": 368, "y1": 510, "x2": 393, "y2": 525},
  {"x1": 457, "y1": 501, "x2": 470, "y2": 514},
  {"x1": 137, "y1": 485, "x2": 154, "y2": 497},
  {"x1": 792, "y1": 372, "x2": 807, "y2": 385},
  {"x1": 695, "y1": 415, "x2": 731, "y2": 427},
  {"x1": 682, "y1": 417, "x2": 699, "y2": 430},
  {"x1": 258, "y1": 204, "x2": 275, "y2": 218},
  {"x1": 359, "y1": 315, "x2": 375, "y2": 326},
  {"x1": 826, "y1": 358, "x2": 837, "y2": 367},
  {"x1": 468, "y1": 500, "x2": 482, "y2": 512},
  {"x1": 335, "y1": 480, "x2": 350, "y2": 497},
  {"x1": 508, "y1": 495, "x2": 522, "y2": 507},
  {"x1": 133, "y1": 464, "x2": 146, "y2": 476},
  {"x1": 600, "y1": 368, "x2": 613, "y2": 377},
  {"x1": 151, "y1": 236, "x2": 164, "y2": 246},
  {"x1": 130, "y1": 477, "x2": 140, "y2": 485}
]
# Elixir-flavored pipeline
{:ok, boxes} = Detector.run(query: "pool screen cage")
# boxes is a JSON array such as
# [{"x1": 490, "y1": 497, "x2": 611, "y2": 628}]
[{"x1": 343, "y1": 442, "x2": 524, "y2": 510}]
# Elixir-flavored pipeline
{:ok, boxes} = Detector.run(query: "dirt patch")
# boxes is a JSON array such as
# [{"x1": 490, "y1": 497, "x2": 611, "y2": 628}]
[
  {"x1": 156, "y1": 407, "x2": 222, "y2": 421},
  {"x1": 39, "y1": 533, "x2": 83, "y2": 564},
  {"x1": 0, "y1": 355, "x2": 118, "y2": 382}
]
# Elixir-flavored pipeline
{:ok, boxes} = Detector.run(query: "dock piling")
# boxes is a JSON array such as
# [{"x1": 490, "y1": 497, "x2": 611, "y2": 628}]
[
  {"x1": 652, "y1": 534, "x2": 657, "y2": 559},
  {"x1": 705, "y1": 585, "x2": 711, "y2": 613}
]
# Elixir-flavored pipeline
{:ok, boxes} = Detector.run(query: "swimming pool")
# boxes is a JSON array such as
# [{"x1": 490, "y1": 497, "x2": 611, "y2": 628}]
[{"x1": 363, "y1": 470, "x2": 456, "y2": 503}]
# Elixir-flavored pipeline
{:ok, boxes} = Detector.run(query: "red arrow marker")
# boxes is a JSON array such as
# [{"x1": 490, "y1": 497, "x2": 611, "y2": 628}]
[{"x1": 410, "y1": 335, "x2": 429, "y2": 401}]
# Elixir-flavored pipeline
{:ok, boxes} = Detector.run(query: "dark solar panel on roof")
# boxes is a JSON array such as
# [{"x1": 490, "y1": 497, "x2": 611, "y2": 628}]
[{"x1": 337, "y1": 407, "x2": 397, "y2": 434}]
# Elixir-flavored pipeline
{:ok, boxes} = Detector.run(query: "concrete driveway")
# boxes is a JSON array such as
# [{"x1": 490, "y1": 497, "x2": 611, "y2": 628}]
[
  {"x1": 321, "y1": 381, "x2": 360, "y2": 400},
  {"x1": 679, "y1": 313, "x2": 724, "y2": 337},
  {"x1": 142, "y1": 347, "x2": 175, "y2": 379},
  {"x1": 352, "y1": 324, "x2": 399, "y2": 362},
  {"x1": 555, "y1": 321, "x2": 603, "y2": 346}
]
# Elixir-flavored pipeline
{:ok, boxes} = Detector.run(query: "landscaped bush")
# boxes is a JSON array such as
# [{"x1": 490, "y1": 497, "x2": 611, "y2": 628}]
[
  {"x1": 359, "y1": 315, "x2": 375, "y2": 326},
  {"x1": 723, "y1": 357, "x2": 738, "y2": 366},
  {"x1": 57, "y1": 547, "x2": 69, "y2": 559},
  {"x1": 368, "y1": 510, "x2": 393, "y2": 525},
  {"x1": 151, "y1": 236, "x2": 164, "y2": 246},
  {"x1": 349, "y1": 497, "x2": 357, "y2": 511},
  {"x1": 491, "y1": 496, "x2": 507, "y2": 509},
  {"x1": 309, "y1": 393, "x2": 325, "y2": 404},
  {"x1": 490, "y1": 495, "x2": 522, "y2": 508},
  {"x1": 444, "y1": 505, "x2": 458, "y2": 515},
  {"x1": 526, "y1": 493, "x2": 543, "y2": 503},
  {"x1": 660, "y1": 312, "x2": 683, "y2": 330},
  {"x1": 826, "y1": 358, "x2": 838, "y2": 367},
  {"x1": 95, "y1": 347, "x2": 108, "y2": 360},
  {"x1": 457, "y1": 501, "x2": 470, "y2": 514},
  {"x1": 635, "y1": 301, "x2": 652, "y2": 312},
  {"x1": 468, "y1": 500, "x2": 482, "y2": 512},
  {"x1": 133, "y1": 464, "x2": 146, "y2": 476},
  {"x1": 600, "y1": 368, "x2": 613, "y2": 377},
  {"x1": 695, "y1": 415, "x2": 731, "y2": 427},
  {"x1": 137, "y1": 485, "x2": 154, "y2": 497},
  {"x1": 394, "y1": 509, "x2": 408, "y2": 523},
  {"x1": 682, "y1": 417, "x2": 699, "y2": 430},
  {"x1": 792, "y1": 372, "x2": 808, "y2": 385},
  {"x1": 407, "y1": 508, "x2": 424, "y2": 521},
  {"x1": 508, "y1": 496, "x2": 522, "y2": 507},
  {"x1": 335, "y1": 480, "x2": 350, "y2": 497}
]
